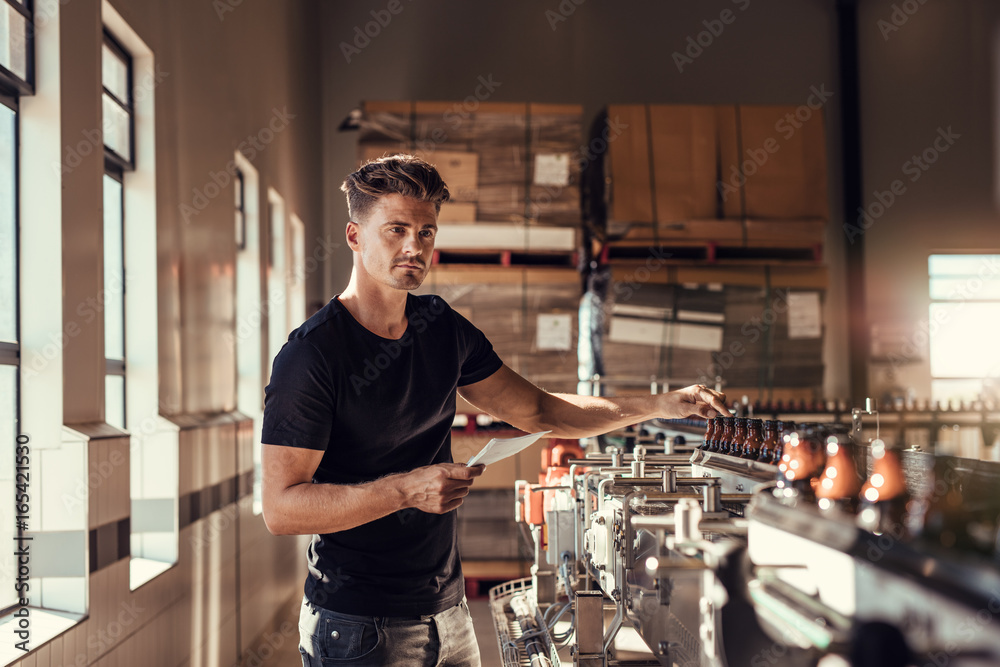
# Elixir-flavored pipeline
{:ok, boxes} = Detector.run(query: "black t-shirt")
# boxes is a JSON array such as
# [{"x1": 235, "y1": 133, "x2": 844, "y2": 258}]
[{"x1": 260, "y1": 293, "x2": 502, "y2": 617}]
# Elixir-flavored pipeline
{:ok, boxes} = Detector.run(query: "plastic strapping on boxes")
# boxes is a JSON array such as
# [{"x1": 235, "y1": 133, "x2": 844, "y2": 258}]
[
  {"x1": 759, "y1": 265, "x2": 774, "y2": 401},
  {"x1": 734, "y1": 104, "x2": 749, "y2": 245},
  {"x1": 643, "y1": 104, "x2": 660, "y2": 245}
]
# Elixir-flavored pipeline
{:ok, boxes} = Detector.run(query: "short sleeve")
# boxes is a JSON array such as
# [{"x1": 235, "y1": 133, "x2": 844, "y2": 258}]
[
  {"x1": 453, "y1": 309, "x2": 503, "y2": 386},
  {"x1": 261, "y1": 338, "x2": 335, "y2": 451}
]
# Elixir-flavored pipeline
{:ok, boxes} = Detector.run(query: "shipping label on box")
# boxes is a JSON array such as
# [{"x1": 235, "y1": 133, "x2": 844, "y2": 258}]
[
  {"x1": 787, "y1": 291, "x2": 822, "y2": 339},
  {"x1": 533, "y1": 153, "x2": 571, "y2": 187},
  {"x1": 536, "y1": 313, "x2": 573, "y2": 351}
]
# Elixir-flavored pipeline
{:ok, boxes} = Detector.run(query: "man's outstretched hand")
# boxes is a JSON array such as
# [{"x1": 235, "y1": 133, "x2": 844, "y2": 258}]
[
  {"x1": 399, "y1": 463, "x2": 485, "y2": 514},
  {"x1": 659, "y1": 384, "x2": 730, "y2": 420}
]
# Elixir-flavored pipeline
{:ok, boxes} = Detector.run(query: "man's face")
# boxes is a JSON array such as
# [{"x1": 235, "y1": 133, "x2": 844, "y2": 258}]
[{"x1": 350, "y1": 193, "x2": 438, "y2": 291}]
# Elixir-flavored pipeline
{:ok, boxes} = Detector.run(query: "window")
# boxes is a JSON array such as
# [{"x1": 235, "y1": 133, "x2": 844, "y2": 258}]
[
  {"x1": 102, "y1": 31, "x2": 131, "y2": 430},
  {"x1": 101, "y1": 30, "x2": 132, "y2": 170},
  {"x1": 102, "y1": 1, "x2": 178, "y2": 590},
  {"x1": 266, "y1": 189, "x2": 287, "y2": 376},
  {"x1": 928, "y1": 254, "x2": 1000, "y2": 403},
  {"x1": 103, "y1": 170, "x2": 126, "y2": 429},
  {"x1": 289, "y1": 213, "x2": 306, "y2": 331},
  {"x1": 233, "y1": 154, "x2": 264, "y2": 513},
  {"x1": 0, "y1": 90, "x2": 18, "y2": 615},
  {"x1": 0, "y1": 0, "x2": 32, "y2": 94}
]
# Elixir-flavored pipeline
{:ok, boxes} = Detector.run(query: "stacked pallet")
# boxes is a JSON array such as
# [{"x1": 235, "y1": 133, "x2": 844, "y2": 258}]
[
  {"x1": 358, "y1": 100, "x2": 583, "y2": 260},
  {"x1": 601, "y1": 264, "x2": 828, "y2": 397},
  {"x1": 415, "y1": 267, "x2": 581, "y2": 396},
  {"x1": 598, "y1": 104, "x2": 827, "y2": 255}
]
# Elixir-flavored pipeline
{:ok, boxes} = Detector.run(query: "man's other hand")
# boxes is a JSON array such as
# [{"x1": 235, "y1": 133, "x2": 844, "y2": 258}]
[{"x1": 400, "y1": 463, "x2": 485, "y2": 514}]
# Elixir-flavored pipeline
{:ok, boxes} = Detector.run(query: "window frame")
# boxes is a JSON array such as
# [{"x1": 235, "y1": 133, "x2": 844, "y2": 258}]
[
  {"x1": 0, "y1": 81, "x2": 19, "y2": 618},
  {"x1": 0, "y1": 0, "x2": 34, "y2": 96},
  {"x1": 0, "y1": 89, "x2": 19, "y2": 363},
  {"x1": 101, "y1": 28, "x2": 134, "y2": 172}
]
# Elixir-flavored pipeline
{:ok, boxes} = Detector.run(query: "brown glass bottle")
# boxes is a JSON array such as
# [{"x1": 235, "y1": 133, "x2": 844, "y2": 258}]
[
  {"x1": 773, "y1": 421, "x2": 794, "y2": 462},
  {"x1": 729, "y1": 418, "x2": 749, "y2": 457},
  {"x1": 757, "y1": 420, "x2": 779, "y2": 464},
  {"x1": 815, "y1": 433, "x2": 862, "y2": 513},
  {"x1": 775, "y1": 424, "x2": 824, "y2": 501},
  {"x1": 710, "y1": 416, "x2": 725, "y2": 451},
  {"x1": 742, "y1": 419, "x2": 765, "y2": 459},
  {"x1": 701, "y1": 417, "x2": 717, "y2": 451},
  {"x1": 717, "y1": 417, "x2": 734, "y2": 454},
  {"x1": 858, "y1": 439, "x2": 910, "y2": 535}
]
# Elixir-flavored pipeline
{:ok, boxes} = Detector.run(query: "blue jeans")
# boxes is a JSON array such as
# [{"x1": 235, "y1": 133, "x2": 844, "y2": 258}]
[{"x1": 297, "y1": 595, "x2": 482, "y2": 666}]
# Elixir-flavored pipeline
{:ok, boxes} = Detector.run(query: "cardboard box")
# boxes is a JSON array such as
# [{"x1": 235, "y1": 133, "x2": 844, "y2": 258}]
[
  {"x1": 437, "y1": 202, "x2": 477, "y2": 224},
  {"x1": 359, "y1": 145, "x2": 480, "y2": 203},
  {"x1": 359, "y1": 100, "x2": 583, "y2": 230},
  {"x1": 603, "y1": 104, "x2": 829, "y2": 242},
  {"x1": 737, "y1": 105, "x2": 828, "y2": 220},
  {"x1": 606, "y1": 104, "x2": 741, "y2": 231}
]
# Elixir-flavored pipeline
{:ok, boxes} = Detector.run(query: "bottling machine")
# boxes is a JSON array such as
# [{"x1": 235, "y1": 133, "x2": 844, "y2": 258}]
[{"x1": 489, "y1": 402, "x2": 1000, "y2": 667}]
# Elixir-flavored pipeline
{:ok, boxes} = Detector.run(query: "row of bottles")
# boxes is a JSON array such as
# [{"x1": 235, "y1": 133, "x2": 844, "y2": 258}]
[
  {"x1": 699, "y1": 417, "x2": 795, "y2": 465},
  {"x1": 772, "y1": 424, "x2": 999, "y2": 558},
  {"x1": 700, "y1": 413, "x2": 1000, "y2": 557}
]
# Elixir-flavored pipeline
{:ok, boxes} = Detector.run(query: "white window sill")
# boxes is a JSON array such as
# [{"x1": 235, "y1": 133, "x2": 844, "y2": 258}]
[
  {"x1": 0, "y1": 607, "x2": 84, "y2": 666},
  {"x1": 129, "y1": 557, "x2": 174, "y2": 591}
]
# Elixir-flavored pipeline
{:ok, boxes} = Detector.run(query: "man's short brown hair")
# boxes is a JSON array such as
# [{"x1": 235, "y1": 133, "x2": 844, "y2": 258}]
[{"x1": 341, "y1": 154, "x2": 450, "y2": 222}]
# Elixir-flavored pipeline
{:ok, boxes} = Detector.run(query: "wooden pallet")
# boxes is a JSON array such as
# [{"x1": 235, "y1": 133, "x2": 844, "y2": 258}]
[
  {"x1": 432, "y1": 248, "x2": 578, "y2": 268},
  {"x1": 601, "y1": 241, "x2": 821, "y2": 264}
]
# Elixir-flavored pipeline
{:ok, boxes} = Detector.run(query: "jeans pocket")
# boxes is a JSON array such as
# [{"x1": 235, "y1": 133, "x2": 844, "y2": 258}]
[{"x1": 300, "y1": 602, "x2": 382, "y2": 663}]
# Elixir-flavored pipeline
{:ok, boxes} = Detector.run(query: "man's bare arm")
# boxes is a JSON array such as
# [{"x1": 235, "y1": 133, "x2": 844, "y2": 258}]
[
  {"x1": 261, "y1": 444, "x2": 484, "y2": 536},
  {"x1": 458, "y1": 365, "x2": 728, "y2": 439}
]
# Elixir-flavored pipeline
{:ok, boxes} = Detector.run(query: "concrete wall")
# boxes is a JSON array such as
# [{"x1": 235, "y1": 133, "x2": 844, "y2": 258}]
[
  {"x1": 857, "y1": 0, "x2": 1000, "y2": 400},
  {"x1": 319, "y1": 0, "x2": 852, "y2": 399}
]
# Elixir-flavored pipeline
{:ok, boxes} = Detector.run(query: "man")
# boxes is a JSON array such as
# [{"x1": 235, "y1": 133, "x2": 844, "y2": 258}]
[{"x1": 261, "y1": 154, "x2": 728, "y2": 666}]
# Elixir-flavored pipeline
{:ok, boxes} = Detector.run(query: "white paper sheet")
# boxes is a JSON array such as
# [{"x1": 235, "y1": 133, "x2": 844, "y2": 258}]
[
  {"x1": 533, "y1": 153, "x2": 571, "y2": 186},
  {"x1": 536, "y1": 313, "x2": 572, "y2": 351},
  {"x1": 788, "y1": 291, "x2": 822, "y2": 339},
  {"x1": 466, "y1": 430, "x2": 552, "y2": 467}
]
